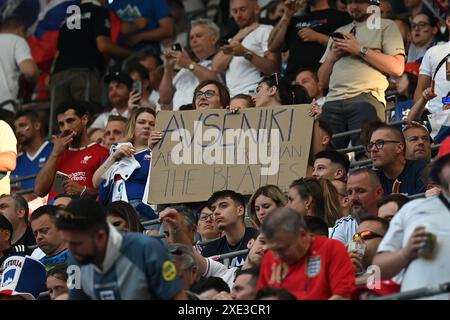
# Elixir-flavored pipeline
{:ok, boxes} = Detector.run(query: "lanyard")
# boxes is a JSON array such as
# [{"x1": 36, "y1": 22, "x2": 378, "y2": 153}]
[{"x1": 438, "y1": 193, "x2": 450, "y2": 211}]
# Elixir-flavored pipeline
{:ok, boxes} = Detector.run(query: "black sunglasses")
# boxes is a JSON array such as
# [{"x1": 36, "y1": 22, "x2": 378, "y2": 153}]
[{"x1": 366, "y1": 139, "x2": 401, "y2": 152}]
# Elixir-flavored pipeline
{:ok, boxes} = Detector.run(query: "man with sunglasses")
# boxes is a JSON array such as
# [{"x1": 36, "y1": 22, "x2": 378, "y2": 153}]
[
  {"x1": 350, "y1": 216, "x2": 403, "y2": 298},
  {"x1": 350, "y1": 216, "x2": 387, "y2": 275},
  {"x1": 317, "y1": 0, "x2": 405, "y2": 149},
  {"x1": 369, "y1": 124, "x2": 426, "y2": 196}
]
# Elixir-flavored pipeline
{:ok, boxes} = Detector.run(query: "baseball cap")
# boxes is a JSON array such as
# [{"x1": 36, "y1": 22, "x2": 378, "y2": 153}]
[
  {"x1": 0, "y1": 255, "x2": 46, "y2": 300},
  {"x1": 404, "y1": 62, "x2": 420, "y2": 77},
  {"x1": 104, "y1": 71, "x2": 133, "y2": 89}
]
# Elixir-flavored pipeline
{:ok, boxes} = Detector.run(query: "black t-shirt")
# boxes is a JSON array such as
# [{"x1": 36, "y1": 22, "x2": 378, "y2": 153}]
[
  {"x1": 12, "y1": 225, "x2": 36, "y2": 253},
  {"x1": 375, "y1": 159, "x2": 427, "y2": 196},
  {"x1": 201, "y1": 227, "x2": 258, "y2": 268},
  {"x1": 53, "y1": 3, "x2": 111, "y2": 74},
  {"x1": 284, "y1": 8, "x2": 351, "y2": 77}
]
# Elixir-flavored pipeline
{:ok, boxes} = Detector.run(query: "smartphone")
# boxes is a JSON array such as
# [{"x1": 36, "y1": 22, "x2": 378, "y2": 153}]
[
  {"x1": 52, "y1": 171, "x2": 69, "y2": 195},
  {"x1": 171, "y1": 43, "x2": 182, "y2": 52},
  {"x1": 132, "y1": 80, "x2": 142, "y2": 95},
  {"x1": 218, "y1": 38, "x2": 230, "y2": 47},
  {"x1": 330, "y1": 32, "x2": 345, "y2": 40}
]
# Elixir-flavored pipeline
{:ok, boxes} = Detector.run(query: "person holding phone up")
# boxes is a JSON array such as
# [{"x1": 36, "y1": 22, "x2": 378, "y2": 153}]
[{"x1": 159, "y1": 19, "x2": 221, "y2": 110}]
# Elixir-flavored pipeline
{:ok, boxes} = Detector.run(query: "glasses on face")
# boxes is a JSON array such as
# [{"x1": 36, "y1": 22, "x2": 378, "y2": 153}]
[
  {"x1": 194, "y1": 90, "x2": 218, "y2": 100},
  {"x1": 353, "y1": 230, "x2": 384, "y2": 241},
  {"x1": 366, "y1": 139, "x2": 401, "y2": 152},
  {"x1": 411, "y1": 22, "x2": 431, "y2": 30},
  {"x1": 198, "y1": 213, "x2": 214, "y2": 222}
]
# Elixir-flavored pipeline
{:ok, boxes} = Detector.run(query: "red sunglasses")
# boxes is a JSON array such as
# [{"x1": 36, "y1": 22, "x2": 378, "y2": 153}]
[{"x1": 353, "y1": 231, "x2": 384, "y2": 241}]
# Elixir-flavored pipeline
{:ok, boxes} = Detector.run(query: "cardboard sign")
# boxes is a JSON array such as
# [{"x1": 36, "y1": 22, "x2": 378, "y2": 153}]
[{"x1": 148, "y1": 105, "x2": 314, "y2": 204}]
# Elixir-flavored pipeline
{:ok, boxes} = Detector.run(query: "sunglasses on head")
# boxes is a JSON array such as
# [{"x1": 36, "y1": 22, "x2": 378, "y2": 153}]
[
  {"x1": 353, "y1": 230, "x2": 384, "y2": 241},
  {"x1": 262, "y1": 73, "x2": 280, "y2": 88}
]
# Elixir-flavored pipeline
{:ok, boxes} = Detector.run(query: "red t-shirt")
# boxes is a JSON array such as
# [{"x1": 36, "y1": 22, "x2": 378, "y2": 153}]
[
  {"x1": 48, "y1": 143, "x2": 108, "y2": 201},
  {"x1": 258, "y1": 236, "x2": 356, "y2": 300}
]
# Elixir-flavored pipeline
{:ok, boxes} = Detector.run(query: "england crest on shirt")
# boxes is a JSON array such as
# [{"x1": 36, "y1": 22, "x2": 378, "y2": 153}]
[{"x1": 306, "y1": 256, "x2": 321, "y2": 277}]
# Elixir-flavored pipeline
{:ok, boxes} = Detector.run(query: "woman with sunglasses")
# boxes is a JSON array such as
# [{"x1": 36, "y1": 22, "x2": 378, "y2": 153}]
[
  {"x1": 92, "y1": 107, "x2": 160, "y2": 221},
  {"x1": 286, "y1": 177, "x2": 342, "y2": 228},
  {"x1": 192, "y1": 79, "x2": 230, "y2": 110},
  {"x1": 248, "y1": 184, "x2": 287, "y2": 228}
]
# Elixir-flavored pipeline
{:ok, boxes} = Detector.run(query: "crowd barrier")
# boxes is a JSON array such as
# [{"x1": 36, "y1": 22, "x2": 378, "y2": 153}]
[{"x1": 371, "y1": 282, "x2": 450, "y2": 300}]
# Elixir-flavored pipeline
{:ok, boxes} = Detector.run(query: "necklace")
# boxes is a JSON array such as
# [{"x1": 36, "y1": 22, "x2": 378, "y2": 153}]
[{"x1": 225, "y1": 233, "x2": 246, "y2": 251}]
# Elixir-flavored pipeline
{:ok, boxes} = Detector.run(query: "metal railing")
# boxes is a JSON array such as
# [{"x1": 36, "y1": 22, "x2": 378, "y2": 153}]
[
  {"x1": 371, "y1": 282, "x2": 450, "y2": 300},
  {"x1": 208, "y1": 249, "x2": 249, "y2": 268},
  {"x1": 332, "y1": 120, "x2": 407, "y2": 140}
]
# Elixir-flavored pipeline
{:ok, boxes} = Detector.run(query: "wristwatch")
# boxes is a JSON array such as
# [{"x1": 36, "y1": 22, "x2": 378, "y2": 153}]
[
  {"x1": 360, "y1": 46, "x2": 369, "y2": 58},
  {"x1": 244, "y1": 51, "x2": 254, "y2": 61},
  {"x1": 188, "y1": 62, "x2": 196, "y2": 71}
]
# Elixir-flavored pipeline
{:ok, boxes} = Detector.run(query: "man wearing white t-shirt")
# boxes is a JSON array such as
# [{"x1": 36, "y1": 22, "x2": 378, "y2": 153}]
[
  {"x1": 0, "y1": 15, "x2": 39, "y2": 116},
  {"x1": 159, "y1": 19, "x2": 220, "y2": 111},
  {"x1": 413, "y1": 9, "x2": 450, "y2": 114},
  {"x1": 212, "y1": 0, "x2": 280, "y2": 97},
  {"x1": 374, "y1": 153, "x2": 450, "y2": 299}
]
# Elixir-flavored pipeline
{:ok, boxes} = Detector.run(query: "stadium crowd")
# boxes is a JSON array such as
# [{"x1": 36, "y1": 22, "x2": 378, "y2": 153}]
[{"x1": 1, "y1": 0, "x2": 450, "y2": 300}]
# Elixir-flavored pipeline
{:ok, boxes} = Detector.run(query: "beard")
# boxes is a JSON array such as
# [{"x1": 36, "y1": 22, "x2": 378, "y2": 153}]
[
  {"x1": 74, "y1": 252, "x2": 98, "y2": 265},
  {"x1": 71, "y1": 130, "x2": 82, "y2": 146}
]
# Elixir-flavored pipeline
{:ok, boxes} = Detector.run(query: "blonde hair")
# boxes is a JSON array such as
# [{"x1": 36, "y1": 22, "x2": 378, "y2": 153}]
[
  {"x1": 122, "y1": 107, "x2": 156, "y2": 143},
  {"x1": 248, "y1": 185, "x2": 287, "y2": 227}
]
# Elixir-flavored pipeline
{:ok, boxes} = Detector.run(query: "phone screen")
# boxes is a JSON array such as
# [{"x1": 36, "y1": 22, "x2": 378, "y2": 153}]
[
  {"x1": 330, "y1": 32, "x2": 345, "y2": 40},
  {"x1": 172, "y1": 43, "x2": 182, "y2": 51},
  {"x1": 133, "y1": 80, "x2": 142, "y2": 94}
]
